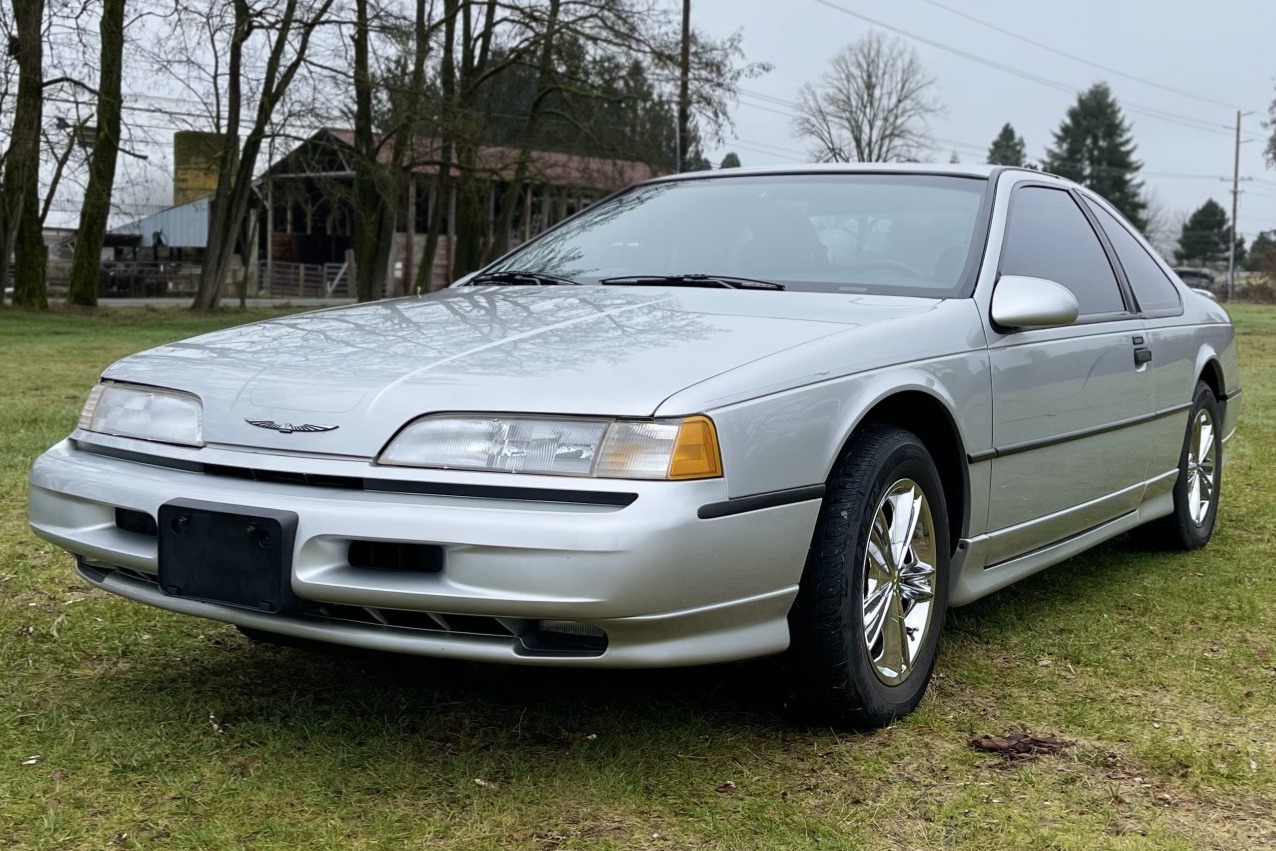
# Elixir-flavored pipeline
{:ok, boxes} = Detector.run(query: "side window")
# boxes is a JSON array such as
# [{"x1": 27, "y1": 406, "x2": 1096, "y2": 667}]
[
  {"x1": 1001, "y1": 187, "x2": 1125, "y2": 316},
  {"x1": 1084, "y1": 199, "x2": 1182, "y2": 313}
]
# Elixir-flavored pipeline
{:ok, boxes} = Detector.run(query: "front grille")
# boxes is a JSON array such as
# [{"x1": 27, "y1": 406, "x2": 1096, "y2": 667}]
[
  {"x1": 77, "y1": 560, "x2": 608, "y2": 657},
  {"x1": 203, "y1": 464, "x2": 363, "y2": 490},
  {"x1": 313, "y1": 602, "x2": 518, "y2": 637}
]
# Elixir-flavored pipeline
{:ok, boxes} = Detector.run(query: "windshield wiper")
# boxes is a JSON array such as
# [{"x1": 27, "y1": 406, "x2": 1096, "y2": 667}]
[
  {"x1": 465, "y1": 270, "x2": 582, "y2": 286},
  {"x1": 598, "y1": 273, "x2": 785, "y2": 291}
]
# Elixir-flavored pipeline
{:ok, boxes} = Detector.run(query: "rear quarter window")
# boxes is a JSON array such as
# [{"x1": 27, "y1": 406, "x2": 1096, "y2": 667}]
[{"x1": 1084, "y1": 199, "x2": 1182, "y2": 313}]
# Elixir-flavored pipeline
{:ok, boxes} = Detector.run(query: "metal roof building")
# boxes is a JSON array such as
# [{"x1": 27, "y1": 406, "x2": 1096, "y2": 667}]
[{"x1": 110, "y1": 194, "x2": 212, "y2": 249}]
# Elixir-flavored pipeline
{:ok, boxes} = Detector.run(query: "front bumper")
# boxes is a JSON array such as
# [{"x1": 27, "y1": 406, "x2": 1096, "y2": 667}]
[{"x1": 29, "y1": 438, "x2": 821, "y2": 667}]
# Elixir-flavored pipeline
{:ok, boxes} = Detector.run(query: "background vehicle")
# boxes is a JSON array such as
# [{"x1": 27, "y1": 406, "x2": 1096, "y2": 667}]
[{"x1": 1172, "y1": 267, "x2": 1217, "y2": 291}]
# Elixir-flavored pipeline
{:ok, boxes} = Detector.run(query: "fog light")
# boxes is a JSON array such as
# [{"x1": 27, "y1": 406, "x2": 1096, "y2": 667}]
[{"x1": 524, "y1": 619, "x2": 608, "y2": 655}]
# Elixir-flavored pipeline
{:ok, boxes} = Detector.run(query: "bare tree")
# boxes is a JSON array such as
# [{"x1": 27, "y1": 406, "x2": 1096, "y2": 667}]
[
  {"x1": 413, "y1": 0, "x2": 459, "y2": 294},
  {"x1": 1143, "y1": 188, "x2": 1184, "y2": 262},
  {"x1": 1266, "y1": 84, "x2": 1275, "y2": 169},
  {"x1": 348, "y1": 0, "x2": 441, "y2": 302},
  {"x1": 350, "y1": 0, "x2": 396, "y2": 302},
  {"x1": 0, "y1": 2, "x2": 19, "y2": 306},
  {"x1": 156, "y1": 0, "x2": 338, "y2": 310},
  {"x1": 66, "y1": 0, "x2": 127, "y2": 307},
  {"x1": 0, "y1": 3, "x2": 18, "y2": 179},
  {"x1": 1, "y1": 0, "x2": 47, "y2": 308},
  {"x1": 483, "y1": 0, "x2": 562, "y2": 263},
  {"x1": 792, "y1": 31, "x2": 938, "y2": 163}
]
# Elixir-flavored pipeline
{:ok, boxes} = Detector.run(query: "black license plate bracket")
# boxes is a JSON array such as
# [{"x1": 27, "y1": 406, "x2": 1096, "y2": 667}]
[{"x1": 157, "y1": 499, "x2": 300, "y2": 613}]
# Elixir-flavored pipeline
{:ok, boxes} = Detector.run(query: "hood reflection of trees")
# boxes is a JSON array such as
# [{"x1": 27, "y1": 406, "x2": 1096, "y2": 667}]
[{"x1": 133, "y1": 285, "x2": 717, "y2": 381}]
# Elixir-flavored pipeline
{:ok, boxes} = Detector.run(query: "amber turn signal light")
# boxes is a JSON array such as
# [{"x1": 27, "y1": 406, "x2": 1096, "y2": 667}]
[{"x1": 668, "y1": 415, "x2": 724, "y2": 479}]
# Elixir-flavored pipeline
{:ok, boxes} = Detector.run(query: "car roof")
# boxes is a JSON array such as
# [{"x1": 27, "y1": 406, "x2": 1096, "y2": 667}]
[{"x1": 641, "y1": 161, "x2": 1068, "y2": 186}]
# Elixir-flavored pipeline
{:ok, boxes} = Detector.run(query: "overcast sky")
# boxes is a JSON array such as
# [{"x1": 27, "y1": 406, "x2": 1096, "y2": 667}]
[{"x1": 693, "y1": 0, "x2": 1276, "y2": 241}]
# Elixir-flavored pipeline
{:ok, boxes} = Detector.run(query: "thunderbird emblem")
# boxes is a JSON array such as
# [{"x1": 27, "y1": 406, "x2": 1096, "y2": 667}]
[{"x1": 245, "y1": 419, "x2": 338, "y2": 435}]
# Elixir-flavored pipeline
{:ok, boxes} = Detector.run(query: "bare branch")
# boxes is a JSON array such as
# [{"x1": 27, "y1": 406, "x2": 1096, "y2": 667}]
[{"x1": 792, "y1": 31, "x2": 939, "y2": 163}]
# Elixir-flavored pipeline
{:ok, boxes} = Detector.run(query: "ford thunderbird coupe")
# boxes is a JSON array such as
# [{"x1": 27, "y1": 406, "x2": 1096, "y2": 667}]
[{"x1": 30, "y1": 164, "x2": 1239, "y2": 726}]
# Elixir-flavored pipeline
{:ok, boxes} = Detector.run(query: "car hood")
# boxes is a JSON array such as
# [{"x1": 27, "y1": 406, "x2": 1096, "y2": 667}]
[{"x1": 101, "y1": 286, "x2": 940, "y2": 458}]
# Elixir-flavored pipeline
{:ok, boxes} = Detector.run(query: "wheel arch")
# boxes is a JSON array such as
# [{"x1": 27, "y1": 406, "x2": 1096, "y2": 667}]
[
  {"x1": 1197, "y1": 351, "x2": 1225, "y2": 400},
  {"x1": 829, "y1": 386, "x2": 970, "y2": 555}
]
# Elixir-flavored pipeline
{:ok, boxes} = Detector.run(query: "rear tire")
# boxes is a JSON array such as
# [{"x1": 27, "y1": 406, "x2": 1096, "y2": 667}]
[
  {"x1": 1140, "y1": 381, "x2": 1221, "y2": 550},
  {"x1": 787, "y1": 425, "x2": 950, "y2": 728}
]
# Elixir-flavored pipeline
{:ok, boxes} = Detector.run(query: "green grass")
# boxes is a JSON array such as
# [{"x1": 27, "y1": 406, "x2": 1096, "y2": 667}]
[{"x1": 1, "y1": 305, "x2": 1274, "y2": 850}]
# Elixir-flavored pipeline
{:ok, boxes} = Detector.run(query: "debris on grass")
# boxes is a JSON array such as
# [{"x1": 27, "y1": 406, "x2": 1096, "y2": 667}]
[
  {"x1": 969, "y1": 732, "x2": 1070, "y2": 761},
  {"x1": 715, "y1": 781, "x2": 738, "y2": 794}
]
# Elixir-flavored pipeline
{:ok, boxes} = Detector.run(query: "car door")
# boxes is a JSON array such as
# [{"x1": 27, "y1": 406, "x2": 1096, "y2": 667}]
[
  {"x1": 983, "y1": 184, "x2": 1155, "y2": 565},
  {"x1": 1081, "y1": 196, "x2": 1193, "y2": 498}
]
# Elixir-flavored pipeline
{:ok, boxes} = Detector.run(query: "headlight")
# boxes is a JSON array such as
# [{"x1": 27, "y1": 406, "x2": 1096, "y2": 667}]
[
  {"x1": 378, "y1": 414, "x2": 723, "y2": 480},
  {"x1": 78, "y1": 382, "x2": 204, "y2": 447}
]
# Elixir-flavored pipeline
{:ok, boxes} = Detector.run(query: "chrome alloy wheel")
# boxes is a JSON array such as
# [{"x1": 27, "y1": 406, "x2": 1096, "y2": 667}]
[
  {"x1": 1187, "y1": 408, "x2": 1217, "y2": 526},
  {"x1": 862, "y1": 479, "x2": 938, "y2": 686}
]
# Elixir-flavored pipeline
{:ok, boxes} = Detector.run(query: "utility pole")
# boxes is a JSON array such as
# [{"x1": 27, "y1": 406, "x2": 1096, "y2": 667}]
[
  {"x1": 677, "y1": 0, "x2": 691, "y2": 173},
  {"x1": 1228, "y1": 110, "x2": 1241, "y2": 301}
]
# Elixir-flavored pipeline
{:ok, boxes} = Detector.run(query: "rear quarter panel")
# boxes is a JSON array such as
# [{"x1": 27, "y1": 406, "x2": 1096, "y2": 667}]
[{"x1": 1143, "y1": 294, "x2": 1239, "y2": 475}]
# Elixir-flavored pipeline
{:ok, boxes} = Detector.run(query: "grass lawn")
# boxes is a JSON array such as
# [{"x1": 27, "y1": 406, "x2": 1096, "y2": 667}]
[{"x1": 1, "y1": 305, "x2": 1273, "y2": 850}]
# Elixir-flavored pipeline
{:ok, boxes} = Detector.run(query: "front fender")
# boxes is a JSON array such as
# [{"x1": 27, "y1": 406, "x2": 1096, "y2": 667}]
[{"x1": 700, "y1": 355, "x2": 991, "y2": 512}]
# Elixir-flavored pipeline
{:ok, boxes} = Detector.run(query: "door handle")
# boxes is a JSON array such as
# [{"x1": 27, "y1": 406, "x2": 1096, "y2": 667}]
[{"x1": 1134, "y1": 346, "x2": 1152, "y2": 366}]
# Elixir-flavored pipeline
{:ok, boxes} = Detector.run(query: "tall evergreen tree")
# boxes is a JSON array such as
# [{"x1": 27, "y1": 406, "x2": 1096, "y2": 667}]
[
  {"x1": 986, "y1": 122, "x2": 1026, "y2": 167},
  {"x1": 1245, "y1": 230, "x2": 1276, "y2": 273},
  {"x1": 1175, "y1": 199, "x2": 1230, "y2": 266},
  {"x1": 1044, "y1": 83, "x2": 1147, "y2": 230},
  {"x1": 719, "y1": 151, "x2": 741, "y2": 168}
]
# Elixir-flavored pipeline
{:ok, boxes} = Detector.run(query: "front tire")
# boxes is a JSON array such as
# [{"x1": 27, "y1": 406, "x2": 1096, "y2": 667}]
[{"x1": 787, "y1": 425, "x2": 950, "y2": 727}]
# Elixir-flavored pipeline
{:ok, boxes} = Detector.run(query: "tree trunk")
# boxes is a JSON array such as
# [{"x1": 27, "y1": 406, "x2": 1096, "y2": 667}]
[
  {"x1": 450, "y1": 148, "x2": 487, "y2": 279},
  {"x1": 67, "y1": 0, "x2": 127, "y2": 308},
  {"x1": 350, "y1": 0, "x2": 397, "y2": 302},
  {"x1": 240, "y1": 206, "x2": 259, "y2": 307},
  {"x1": 416, "y1": 141, "x2": 453, "y2": 293},
  {"x1": 192, "y1": 0, "x2": 249, "y2": 311},
  {"x1": 13, "y1": 182, "x2": 46, "y2": 308},
  {"x1": 1, "y1": 0, "x2": 46, "y2": 308},
  {"x1": 414, "y1": 0, "x2": 459, "y2": 293}
]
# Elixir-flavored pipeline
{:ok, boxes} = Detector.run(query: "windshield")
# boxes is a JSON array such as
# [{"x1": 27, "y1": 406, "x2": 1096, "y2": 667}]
[{"x1": 486, "y1": 173, "x2": 990, "y2": 297}]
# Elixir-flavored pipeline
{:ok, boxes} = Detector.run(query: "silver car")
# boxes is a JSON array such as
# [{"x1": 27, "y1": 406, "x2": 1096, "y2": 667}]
[{"x1": 29, "y1": 164, "x2": 1240, "y2": 726}]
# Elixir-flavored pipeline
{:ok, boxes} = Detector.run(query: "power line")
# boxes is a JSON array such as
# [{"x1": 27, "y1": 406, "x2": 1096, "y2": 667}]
[
  {"x1": 735, "y1": 93, "x2": 1260, "y2": 186},
  {"x1": 807, "y1": 0, "x2": 1237, "y2": 137},
  {"x1": 917, "y1": 0, "x2": 1255, "y2": 113},
  {"x1": 734, "y1": 136, "x2": 810, "y2": 158},
  {"x1": 728, "y1": 139, "x2": 807, "y2": 162}
]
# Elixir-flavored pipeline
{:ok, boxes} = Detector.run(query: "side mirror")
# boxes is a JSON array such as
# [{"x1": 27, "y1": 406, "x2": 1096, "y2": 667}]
[{"x1": 991, "y1": 275, "x2": 1080, "y2": 330}]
